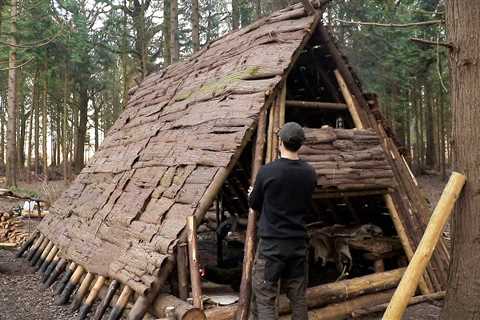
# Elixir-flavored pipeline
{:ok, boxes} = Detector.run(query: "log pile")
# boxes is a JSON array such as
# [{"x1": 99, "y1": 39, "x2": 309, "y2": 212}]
[
  {"x1": 0, "y1": 212, "x2": 37, "y2": 245},
  {"x1": 300, "y1": 127, "x2": 396, "y2": 191}
]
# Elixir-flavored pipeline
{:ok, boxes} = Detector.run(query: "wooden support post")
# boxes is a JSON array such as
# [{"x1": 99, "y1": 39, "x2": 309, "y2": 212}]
[
  {"x1": 92, "y1": 280, "x2": 120, "y2": 320},
  {"x1": 236, "y1": 103, "x2": 268, "y2": 320},
  {"x1": 39, "y1": 245, "x2": 58, "y2": 273},
  {"x1": 71, "y1": 272, "x2": 95, "y2": 311},
  {"x1": 384, "y1": 194, "x2": 430, "y2": 295},
  {"x1": 383, "y1": 172, "x2": 466, "y2": 320},
  {"x1": 279, "y1": 85, "x2": 286, "y2": 128},
  {"x1": 266, "y1": 104, "x2": 275, "y2": 163},
  {"x1": 56, "y1": 265, "x2": 85, "y2": 305},
  {"x1": 286, "y1": 100, "x2": 348, "y2": 111},
  {"x1": 107, "y1": 285, "x2": 133, "y2": 320},
  {"x1": 16, "y1": 231, "x2": 38, "y2": 258},
  {"x1": 42, "y1": 253, "x2": 60, "y2": 282},
  {"x1": 187, "y1": 215, "x2": 203, "y2": 309},
  {"x1": 26, "y1": 233, "x2": 44, "y2": 261},
  {"x1": 128, "y1": 259, "x2": 175, "y2": 320},
  {"x1": 177, "y1": 243, "x2": 189, "y2": 300},
  {"x1": 78, "y1": 276, "x2": 106, "y2": 320},
  {"x1": 334, "y1": 70, "x2": 363, "y2": 129}
]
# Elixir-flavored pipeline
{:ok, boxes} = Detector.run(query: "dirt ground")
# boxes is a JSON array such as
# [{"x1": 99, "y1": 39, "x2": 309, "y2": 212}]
[{"x1": 0, "y1": 175, "x2": 449, "y2": 319}]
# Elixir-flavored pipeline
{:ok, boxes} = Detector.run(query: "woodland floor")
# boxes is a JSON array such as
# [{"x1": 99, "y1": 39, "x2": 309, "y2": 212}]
[{"x1": 0, "y1": 174, "x2": 449, "y2": 319}]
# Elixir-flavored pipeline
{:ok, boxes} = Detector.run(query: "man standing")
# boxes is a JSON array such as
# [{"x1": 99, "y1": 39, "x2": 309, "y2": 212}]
[{"x1": 249, "y1": 122, "x2": 317, "y2": 320}]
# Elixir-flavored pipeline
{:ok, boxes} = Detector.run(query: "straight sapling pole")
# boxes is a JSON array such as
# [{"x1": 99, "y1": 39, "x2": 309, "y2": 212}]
[{"x1": 383, "y1": 172, "x2": 466, "y2": 320}]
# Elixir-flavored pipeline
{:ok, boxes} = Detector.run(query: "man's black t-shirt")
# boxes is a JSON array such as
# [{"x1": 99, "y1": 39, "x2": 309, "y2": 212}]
[{"x1": 248, "y1": 158, "x2": 317, "y2": 239}]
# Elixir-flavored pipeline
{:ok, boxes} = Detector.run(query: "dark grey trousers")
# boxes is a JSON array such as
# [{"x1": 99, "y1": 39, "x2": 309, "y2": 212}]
[{"x1": 250, "y1": 238, "x2": 308, "y2": 320}]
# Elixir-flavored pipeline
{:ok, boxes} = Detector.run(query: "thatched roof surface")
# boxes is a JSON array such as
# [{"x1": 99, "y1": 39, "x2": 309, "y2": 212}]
[{"x1": 39, "y1": 4, "x2": 319, "y2": 295}]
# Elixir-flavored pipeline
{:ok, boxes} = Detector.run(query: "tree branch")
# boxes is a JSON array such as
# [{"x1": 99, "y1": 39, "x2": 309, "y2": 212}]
[
  {"x1": 335, "y1": 19, "x2": 443, "y2": 28},
  {"x1": 410, "y1": 37, "x2": 453, "y2": 48}
]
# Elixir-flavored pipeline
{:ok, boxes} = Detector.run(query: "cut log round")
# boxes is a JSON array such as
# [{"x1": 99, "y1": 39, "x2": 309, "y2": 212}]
[{"x1": 150, "y1": 294, "x2": 206, "y2": 320}]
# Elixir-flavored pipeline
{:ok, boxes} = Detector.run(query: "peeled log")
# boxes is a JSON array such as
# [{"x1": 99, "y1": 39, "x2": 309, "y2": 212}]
[
  {"x1": 383, "y1": 172, "x2": 466, "y2": 320},
  {"x1": 150, "y1": 294, "x2": 206, "y2": 320},
  {"x1": 205, "y1": 268, "x2": 405, "y2": 320},
  {"x1": 281, "y1": 290, "x2": 394, "y2": 320}
]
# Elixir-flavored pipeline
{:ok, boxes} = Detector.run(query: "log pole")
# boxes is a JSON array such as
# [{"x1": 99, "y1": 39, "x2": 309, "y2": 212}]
[
  {"x1": 54, "y1": 262, "x2": 77, "y2": 295},
  {"x1": 150, "y1": 294, "x2": 207, "y2": 320},
  {"x1": 177, "y1": 243, "x2": 189, "y2": 300},
  {"x1": 30, "y1": 238, "x2": 49, "y2": 266},
  {"x1": 42, "y1": 254, "x2": 60, "y2": 282},
  {"x1": 286, "y1": 100, "x2": 348, "y2": 111},
  {"x1": 92, "y1": 280, "x2": 120, "y2": 320},
  {"x1": 39, "y1": 245, "x2": 58, "y2": 273},
  {"x1": 78, "y1": 276, "x2": 106, "y2": 320},
  {"x1": 34, "y1": 241, "x2": 54, "y2": 270},
  {"x1": 334, "y1": 70, "x2": 363, "y2": 129},
  {"x1": 384, "y1": 194, "x2": 430, "y2": 295},
  {"x1": 212, "y1": 268, "x2": 405, "y2": 320},
  {"x1": 43, "y1": 258, "x2": 67, "y2": 288},
  {"x1": 279, "y1": 85, "x2": 286, "y2": 127},
  {"x1": 235, "y1": 102, "x2": 268, "y2": 320},
  {"x1": 107, "y1": 285, "x2": 133, "y2": 320},
  {"x1": 26, "y1": 233, "x2": 44, "y2": 261},
  {"x1": 16, "y1": 230, "x2": 39, "y2": 258},
  {"x1": 56, "y1": 265, "x2": 85, "y2": 305},
  {"x1": 383, "y1": 172, "x2": 466, "y2": 320},
  {"x1": 187, "y1": 215, "x2": 203, "y2": 309},
  {"x1": 71, "y1": 272, "x2": 95, "y2": 311}
]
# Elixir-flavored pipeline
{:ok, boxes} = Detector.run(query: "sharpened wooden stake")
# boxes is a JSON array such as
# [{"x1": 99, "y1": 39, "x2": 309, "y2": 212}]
[
  {"x1": 187, "y1": 216, "x2": 203, "y2": 309},
  {"x1": 107, "y1": 285, "x2": 133, "y2": 320},
  {"x1": 383, "y1": 172, "x2": 466, "y2": 320},
  {"x1": 30, "y1": 237, "x2": 48, "y2": 266},
  {"x1": 43, "y1": 258, "x2": 67, "y2": 288},
  {"x1": 92, "y1": 280, "x2": 120, "y2": 320},
  {"x1": 16, "y1": 231, "x2": 39, "y2": 258},
  {"x1": 71, "y1": 272, "x2": 95, "y2": 311},
  {"x1": 39, "y1": 245, "x2": 58, "y2": 273},
  {"x1": 42, "y1": 254, "x2": 60, "y2": 283},
  {"x1": 26, "y1": 233, "x2": 44, "y2": 261},
  {"x1": 54, "y1": 262, "x2": 77, "y2": 295},
  {"x1": 78, "y1": 276, "x2": 106, "y2": 320},
  {"x1": 56, "y1": 265, "x2": 85, "y2": 305},
  {"x1": 35, "y1": 242, "x2": 54, "y2": 270}
]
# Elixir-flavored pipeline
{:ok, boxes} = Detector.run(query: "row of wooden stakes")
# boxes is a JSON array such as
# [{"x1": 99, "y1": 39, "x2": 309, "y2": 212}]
[{"x1": 15, "y1": 231, "x2": 203, "y2": 320}]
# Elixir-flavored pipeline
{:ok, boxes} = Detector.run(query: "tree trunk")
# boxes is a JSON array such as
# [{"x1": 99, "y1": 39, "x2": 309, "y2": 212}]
[
  {"x1": 6, "y1": 0, "x2": 18, "y2": 187},
  {"x1": 74, "y1": 84, "x2": 88, "y2": 174},
  {"x1": 232, "y1": 0, "x2": 240, "y2": 30},
  {"x1": 441, "y1": 1, "x2": 480, "y2": 318},
  {"x1": 34, "y1": 70, "x2": 40, "y2": 175},
  {"x1": 27, "y1": 95, "x2": 34, "y2": 182},
  {"x1": 170, "y1": 0, "x2": 179, "y2": 62},
  {"x1": 17, "y1": 74, "x2": 26, "y2": 171},
  {"x1": 122, "y1": 0, "x2": 129, "y2": 109},
  {"x1": 425, "y1": 80, "x2": 436, "y2": 169},
  {"x1": 192, "y1": 0, "x2": 200, "y2": 51},
  {"x1": 163, "y1": 0, "x2": 171, "y2": 66},
  {"x1": 93, "y1": 96, "x2": 99, "y2": 151},
  {"x1": 42, "y1": 61, "x2": 49, "y2": 182},
  {"x1": 63, "y1": 65, "x2": 70, "y2": 183},
  {"x1": 255, "y1": 0, "x2": 262, "y2": 19},
  {"x1": 1, "y1": 110, "x2": 5, "y2": 166}
]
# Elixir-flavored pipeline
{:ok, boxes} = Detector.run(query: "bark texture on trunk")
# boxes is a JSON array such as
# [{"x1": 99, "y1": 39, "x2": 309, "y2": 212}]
[
  {"x1": 192, "y1": 0, "x2": 200, "y2": 52},
  {"x1": 6, "y1": 0, "x2": 18, "y2": 187},
  {"x1": 442, "y1": 1, "x2": 480, "y2": 319}
]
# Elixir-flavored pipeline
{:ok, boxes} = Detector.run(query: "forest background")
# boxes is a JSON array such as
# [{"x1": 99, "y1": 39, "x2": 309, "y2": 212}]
[{"x1": 0, "y1": 0, "x2": 447, "y2": 187}]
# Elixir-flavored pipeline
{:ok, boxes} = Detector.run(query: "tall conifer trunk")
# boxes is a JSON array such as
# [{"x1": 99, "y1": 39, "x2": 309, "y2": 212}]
[
  {"x1": 441, "y1": 1, "x2": 480, "y2": 318},
  {"x1": 6, "y1": 0, "x2": 18, "y2": 187}
]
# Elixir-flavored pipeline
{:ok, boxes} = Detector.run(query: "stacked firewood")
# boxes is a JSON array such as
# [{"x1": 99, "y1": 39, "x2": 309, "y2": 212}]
[{"x1": 0, "y1": 212, "x2": 37, "y2": 245}]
